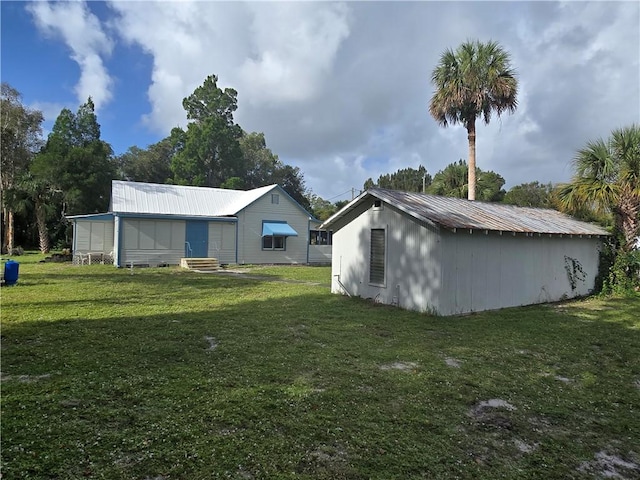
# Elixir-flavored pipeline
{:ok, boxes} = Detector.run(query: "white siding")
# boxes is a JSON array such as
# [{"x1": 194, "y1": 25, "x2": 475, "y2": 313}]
[
  {"x1": 237, "y1": 193, "x2": 310, "y2": 264},
  {"x1": 208, "y1": 221, "x2": 237, "y2": 264},
  {"x1": 331, "y1": 203, "x2": 442, "y2": 313},
  {"x1": 331, "y1": 201, "x2": 603, "y2": 316},
  {"x1": 437, "y1": 231, "x2": 601, "y2": 315},
  {"x1": 120, "y1": 218, "x2": 185, "y2": 266},
  {"x1": 73, "y1": 220, "x2": 114, "y2": 255}
]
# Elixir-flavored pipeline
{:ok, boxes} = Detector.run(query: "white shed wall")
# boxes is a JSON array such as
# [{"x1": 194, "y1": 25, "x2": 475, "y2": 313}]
[
  {"x1": 331, "y1": 204, "x2": 442, "y2": 312},
  {"x1": 331, "y1": 203, "x2": 603, "y2": 316},
  {"x1": 438, "y1": 232, "x2": 602, "y2": 315},
  {"x1": 120, "y1": 218, "x2": 185, "y2": 266},
  {"x1": 237, "y1": 193, "x2": 311, "y2": 264}
]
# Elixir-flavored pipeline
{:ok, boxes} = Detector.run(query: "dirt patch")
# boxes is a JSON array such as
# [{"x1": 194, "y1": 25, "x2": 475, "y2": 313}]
[
  {"x1": 514, "y1": 439, "x2": 538, "y2": 454},
  {"x1": 469, "y1": 399, "x2": 517, "y2": 417},
  {"x1": 445, "y1": 357, "x2": 461, "y2": 368},
  {"x1": 297, "y1": 444, "x2": 350, "y2": 476},
  {"x1": 578, "y1": 451, "x2": 640, "y2": 479},
  {"x1": 1, "y1": 372, "x2": 52, "y2": 383},
  {"x1": 204, "y1": 336, "x2": 218, "y2": 350},
  {"x1": 379, "y1": 362, "x2": 418, "y2": 372}
]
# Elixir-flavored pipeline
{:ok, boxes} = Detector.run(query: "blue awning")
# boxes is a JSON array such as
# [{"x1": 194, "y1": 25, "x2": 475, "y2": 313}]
[{"x1": 262, "y1": 222, "x2": 298, "y2": 237}]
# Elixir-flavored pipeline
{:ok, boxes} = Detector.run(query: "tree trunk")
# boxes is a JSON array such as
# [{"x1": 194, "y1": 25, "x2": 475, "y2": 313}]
[
  {"x1": 467, "y1": 120, "x2": 476, "y2": 201},
  {"x1": 617, "y1": 191, "x2": 640, "y2": 252},
  {"x1": 35, "y1": 200, "x2": 50, "y2": 254},
  {"x1": 3, "y1": 208, "x2": 14, "y2": 254}
]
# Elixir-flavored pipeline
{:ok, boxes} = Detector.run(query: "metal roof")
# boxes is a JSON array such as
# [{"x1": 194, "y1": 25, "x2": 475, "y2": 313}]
[
  {"x1": 109, "y1": 181, "x2": 278, "y2": 217},
  {"x1": 322, "y1": 188, "x2": 610, "y2": 236}
]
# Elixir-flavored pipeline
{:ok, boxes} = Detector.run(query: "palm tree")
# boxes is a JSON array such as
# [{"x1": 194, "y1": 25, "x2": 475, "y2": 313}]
[
  {"x1": 6, "y1": 172, "x2": 59, "y2": 254},
  {"x1": 428, "y1": 160, "x2": 468, "y2": 198},
  {"x1": 429, "y1": 40, "x2": 518, "y2": 201},
  {"x1": 558, "y1": 125, "x2": 640, "y2": 252}
]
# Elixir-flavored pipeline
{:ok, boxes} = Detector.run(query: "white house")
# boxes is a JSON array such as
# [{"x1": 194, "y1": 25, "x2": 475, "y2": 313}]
[
  {"x1": 68, "y1": 180, "x2": 331, "y2": 267},
  {"x1": 320, "y1": 188, "x2": 609, "y2": 316}
]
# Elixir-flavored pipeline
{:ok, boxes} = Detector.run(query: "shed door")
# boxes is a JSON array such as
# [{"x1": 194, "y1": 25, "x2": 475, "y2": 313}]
[{"x1": 186, "y1": 221, "x2": 208, "y2": 257}]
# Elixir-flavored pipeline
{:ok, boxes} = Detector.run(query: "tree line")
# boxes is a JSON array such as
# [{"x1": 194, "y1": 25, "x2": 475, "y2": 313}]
[
  {"x1": 2, "y1": 48, "x2": 638, "y2": 292},
  {"x1": 1, "y1": 76, "x2": 311, "y2": 254}
]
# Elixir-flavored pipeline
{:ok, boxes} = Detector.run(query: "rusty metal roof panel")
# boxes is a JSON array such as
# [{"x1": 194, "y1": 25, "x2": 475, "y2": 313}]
[{"x1": 327, "y1": 188, "x2": 609, "y2": 236}]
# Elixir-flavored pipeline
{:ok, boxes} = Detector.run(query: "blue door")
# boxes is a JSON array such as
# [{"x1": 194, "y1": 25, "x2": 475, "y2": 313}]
[{"x1": 185, "y1": 221, "x2": 208, "y2": 257}]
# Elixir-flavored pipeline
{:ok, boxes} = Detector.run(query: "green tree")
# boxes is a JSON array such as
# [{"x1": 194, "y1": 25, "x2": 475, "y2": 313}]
[
  {"x1": 171, "y1": 75, "x2": 244, "y2": 187},
  {"x1": 504, "y1": 181, "x2": 554, "y2": 208},
  {"x1": 6, "y1": 172, "x2": 60, "y2": 253},
  {"x1": 117, "y1": 138, "x2": 173, "y2": 184},
  {"x1": 308, "y1": 194, "x2": 337, "y2": 220},
  {"x1": 429, "y1": 40, "x2": 518, "y2": 201},
  {"x1": 220, "y1": 177, "x2": 245, "y2": 190},
  {"x1": 240, "y1": 132, "x2": 280, "y2": 189},
  {"x1": 558, "y1": 125, "x2": 640, "y2": 253},
  {"x1": 1, "y1": 83, "x2": 44, "y2": 253},
  {"x1": 428, "y1": 160, "x2": 506, "y2": 202},
  {"x1": 363, "y1": 165, "x2": 431, "y2": 192},
  {"x1": 32, "y1": 98, "x2": 115, "y2": 219},
  {"x1": 428, "y1": 160, "x2": 468, "y2": 198}
]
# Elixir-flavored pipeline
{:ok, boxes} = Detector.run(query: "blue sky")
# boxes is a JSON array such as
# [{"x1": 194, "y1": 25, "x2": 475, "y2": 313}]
[{"x1": 2, "y1": 1, "x2": 639, "y2": 200}]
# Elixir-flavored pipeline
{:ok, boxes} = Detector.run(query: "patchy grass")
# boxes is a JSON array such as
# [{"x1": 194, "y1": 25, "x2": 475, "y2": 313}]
[
  {"x1": 224, "y1": 264, "x2": 331, "y2": 285},
  {"x1": 1, "y1": 259, "x2": 639, "y2": 479}
]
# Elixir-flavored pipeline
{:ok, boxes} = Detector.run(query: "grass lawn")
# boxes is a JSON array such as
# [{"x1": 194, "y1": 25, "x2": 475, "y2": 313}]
[{"x1": 1, "y1": 254, "x2": 639, "y2": 479}]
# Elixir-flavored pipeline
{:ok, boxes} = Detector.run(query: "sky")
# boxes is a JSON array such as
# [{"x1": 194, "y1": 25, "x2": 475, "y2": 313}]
[{"x1": 2, "y1": 1, "x2": 639, "y2": 202}]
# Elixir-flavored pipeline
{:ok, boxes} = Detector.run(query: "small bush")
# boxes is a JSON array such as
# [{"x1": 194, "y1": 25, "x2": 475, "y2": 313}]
[{"x1": 601, "y1": 247, "x2": 640, "y2": 295}]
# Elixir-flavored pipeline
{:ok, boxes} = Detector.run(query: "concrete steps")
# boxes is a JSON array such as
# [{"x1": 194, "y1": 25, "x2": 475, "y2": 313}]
[{"x1": 180, "y1": 258, "x2": 220, "y2": 272}]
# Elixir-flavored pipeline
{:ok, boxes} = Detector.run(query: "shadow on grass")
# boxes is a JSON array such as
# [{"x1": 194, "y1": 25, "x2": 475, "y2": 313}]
[{"x1": 2, "y1": 281, "x2": 639, "y2": 479}]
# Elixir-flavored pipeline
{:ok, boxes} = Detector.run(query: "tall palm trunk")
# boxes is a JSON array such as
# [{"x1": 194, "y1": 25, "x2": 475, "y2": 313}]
[
  {"x1": 35, "y1": 199, "x2": 50, "y2": 254},
  {"x1": 467, "y1": 120, "x2": 476, "y2": 201}
]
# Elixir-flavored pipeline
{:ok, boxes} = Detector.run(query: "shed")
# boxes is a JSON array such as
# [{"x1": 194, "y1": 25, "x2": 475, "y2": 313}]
[
  {"x1": 68, "y1": 180, "x2": 331, "y2": 267},
  {"x1": 320, "y1": 188, "x2": 609, "y2": 316}
]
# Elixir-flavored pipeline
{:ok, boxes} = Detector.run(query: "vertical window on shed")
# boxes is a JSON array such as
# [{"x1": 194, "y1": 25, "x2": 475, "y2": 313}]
[
  {"x1": 271, "y1": 194, "x2": 279, "y2": 204},
  {"x1": 369, "y1": 228, "x2": 386, "y2": 285}
]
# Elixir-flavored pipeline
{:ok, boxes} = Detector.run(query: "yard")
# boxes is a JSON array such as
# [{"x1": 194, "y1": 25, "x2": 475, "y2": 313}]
[{"x1": 1, "y1": 254, "x2": 639, "y2": 479}]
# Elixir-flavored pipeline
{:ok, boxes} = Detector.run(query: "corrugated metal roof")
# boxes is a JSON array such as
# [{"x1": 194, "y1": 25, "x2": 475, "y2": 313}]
[
  {"x1": 322, "y1": 188, "x2": 610, "y2": 236},
  {"x1": 110, "y1": 181, "x2": 278, "y2": 217}
]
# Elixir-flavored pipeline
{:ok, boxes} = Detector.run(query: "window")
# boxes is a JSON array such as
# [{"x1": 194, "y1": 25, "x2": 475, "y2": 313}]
[
  {"x1": 309, "y1": 230, "x2": 332, "y2": 245},
  {"x1": 373, "y1": 199, "x2": 383, "y2": 209},
  {"x1": 369, "y1": 229, "x2": 386, "y2": 285},
  {"x1": 271, "y1": 194, "x2": 280, "y2": 205},
  {"x1": 262, "y1": 235, "x2": 285, "y2": 250}
]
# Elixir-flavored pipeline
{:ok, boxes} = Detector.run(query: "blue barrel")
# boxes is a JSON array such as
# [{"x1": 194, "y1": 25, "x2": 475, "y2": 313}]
[{"x1": 4, "y1": 260, "x2": 19, "y2": 286}]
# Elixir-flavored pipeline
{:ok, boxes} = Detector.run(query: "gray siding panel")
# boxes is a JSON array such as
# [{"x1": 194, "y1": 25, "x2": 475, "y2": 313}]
[
  {"x1": 208, "y1": 222, "x2": 237, "y2": 264},
  {"x1": 238, "y1": 193, "x2": 310, "y2": 264},
  {"x1": 120, "y1": 218, "x2": 185, "y2": 266}
]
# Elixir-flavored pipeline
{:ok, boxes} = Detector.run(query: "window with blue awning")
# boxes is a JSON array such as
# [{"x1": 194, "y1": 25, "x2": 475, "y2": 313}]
[{"x1": 261, "y1": 222, "x2": 298, "y2": 237}]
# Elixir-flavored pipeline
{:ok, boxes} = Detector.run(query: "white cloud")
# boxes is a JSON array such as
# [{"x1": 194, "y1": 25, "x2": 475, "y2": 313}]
[
  {"x1": 238, "y1": 2, "x2": 350, "y2": 104},
  {"x1": 77, "y1": 1, "x2": 637, "y2": 199},
  {"x1": 28, "y1": 1, "x2": 113, "y2": 111},
  {"x1": 108, "y1": 1, "x2": 351, "y2": 133}
]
